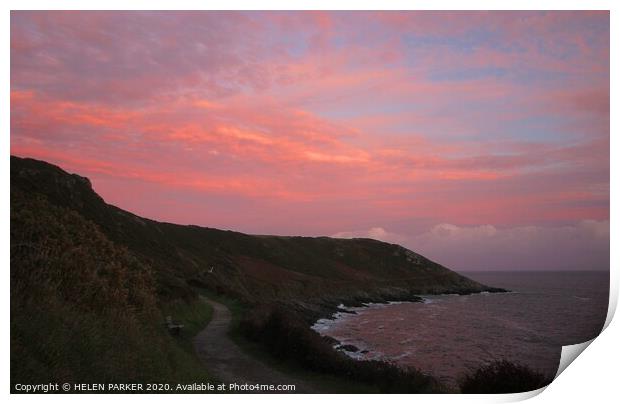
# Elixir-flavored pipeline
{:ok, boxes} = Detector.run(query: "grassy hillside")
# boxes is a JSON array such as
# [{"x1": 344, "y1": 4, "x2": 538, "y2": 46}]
[
  {"x1": 11, "y1": 156, "x2": 501, "y2": 315},
  {"x1": 10, "y1": 187, "x2": 215, "y2": 387},
  {"x1": 10, "y1": 155, "x2": 504, "y2": 389}
]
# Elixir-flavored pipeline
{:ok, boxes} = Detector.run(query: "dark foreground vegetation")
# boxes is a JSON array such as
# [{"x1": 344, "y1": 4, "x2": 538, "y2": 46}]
[
  {"x1": 11, "y1": 189, "x2": 214, "y2": 389},
  {"x1": 236, "y1": 303, "x2": 554, "y2": 394},
  {"x1": 11, "y1": 156, "x2": 507, "y2": 393},
  {"x1": 238, "y1": 304, "x2": 445, "y2": 393},
  {"x1": 459, "y1": 360, "x2": 552, "y2": 393}
]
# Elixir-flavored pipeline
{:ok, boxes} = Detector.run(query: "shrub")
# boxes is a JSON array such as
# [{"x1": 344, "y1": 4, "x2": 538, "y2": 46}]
[
  {"x1": 11, "y1": 190, "x2": 213, "y2": 387},
  {"x1": 459, "y1": 360, "x2": 552, "y2": 393},
  {"x1": 239, "y1": 304, "x2": 445, "y2": 393}
]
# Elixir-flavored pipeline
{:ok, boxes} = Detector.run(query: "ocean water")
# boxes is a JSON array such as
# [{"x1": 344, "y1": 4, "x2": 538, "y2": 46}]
[{"x1": 311, "y1": 271, "x2": 609, "y2": 387}]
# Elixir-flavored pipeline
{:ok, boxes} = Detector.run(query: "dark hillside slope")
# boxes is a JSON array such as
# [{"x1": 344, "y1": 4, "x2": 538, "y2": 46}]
[
  {"x1": 11, "y1": 156, "x2": 503, "y2": 315},
  {"x1": 11, "y1": 185, "x2": 214, "y2": 386}
]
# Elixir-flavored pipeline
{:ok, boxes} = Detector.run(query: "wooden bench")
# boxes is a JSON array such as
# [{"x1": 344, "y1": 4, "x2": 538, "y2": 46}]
[{"x1": 164, "y1": 316, "x2": 185, "y2": 335}]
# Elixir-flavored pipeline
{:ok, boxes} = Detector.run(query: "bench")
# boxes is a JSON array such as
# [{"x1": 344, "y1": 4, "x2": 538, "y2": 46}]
[{"x1": 164, "y1": 316, "x2": 185, "y2": 335}]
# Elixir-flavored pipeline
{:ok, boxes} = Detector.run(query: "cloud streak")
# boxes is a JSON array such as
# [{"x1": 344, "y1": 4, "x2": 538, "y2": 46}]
[{"x1": 10, "y1": 11, "x2": 609, "y2": 271}]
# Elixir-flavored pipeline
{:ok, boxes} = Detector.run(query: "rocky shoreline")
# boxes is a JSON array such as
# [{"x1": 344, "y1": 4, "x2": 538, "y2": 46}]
[
  {"x1": 299, "y1": 285, "x2": 509, "y2": 326},
  {"x1": 309, "y1": 287, "x2": 511, "y2": 359}
]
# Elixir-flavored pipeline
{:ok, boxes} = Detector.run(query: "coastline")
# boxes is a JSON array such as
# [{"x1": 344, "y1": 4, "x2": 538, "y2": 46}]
[
  {"x1": 310, "y1": 288, "x2": 512, "y2": 362},
  {"x1": 302, "y1": 285, "x2": 509, "y2": 327}
]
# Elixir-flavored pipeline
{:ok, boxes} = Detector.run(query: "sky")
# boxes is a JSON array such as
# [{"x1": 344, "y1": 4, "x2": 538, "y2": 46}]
[{"x1": 10, "y1": 11, "x2": 610, "y2": 271}]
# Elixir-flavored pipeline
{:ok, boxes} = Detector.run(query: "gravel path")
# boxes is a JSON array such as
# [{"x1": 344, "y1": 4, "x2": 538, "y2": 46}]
[{"x1": 193, "y1": 297, "x2": 319, "y2": 394}]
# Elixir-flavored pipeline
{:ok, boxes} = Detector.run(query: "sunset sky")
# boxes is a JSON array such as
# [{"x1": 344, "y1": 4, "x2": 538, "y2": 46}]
[{"x1": 10, "y1": 11, "x2": 610, "y2": 271}]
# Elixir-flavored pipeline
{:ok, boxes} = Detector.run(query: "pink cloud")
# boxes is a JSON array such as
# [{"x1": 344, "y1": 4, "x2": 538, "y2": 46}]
[{"x1": 10, "y1": 11, "x2": 609, "y2": 271}]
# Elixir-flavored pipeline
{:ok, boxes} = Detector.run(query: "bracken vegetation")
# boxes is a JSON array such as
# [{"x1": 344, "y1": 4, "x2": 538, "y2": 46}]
[
  {"x1": 459, "y1": 360, "x2": 552, "y2": 393},
  {"x1": 10, "y1": 189, "x2": 213, "y2": 388},
  {"x1": 11, "y1": 156, "x2": 502, "y2": 313},
  {"x1": 10, "y1": 156, "x2": 506, "y2": 393},
  {"x1": 239, "y1": 304, "x2": 446, "y2": 393}
]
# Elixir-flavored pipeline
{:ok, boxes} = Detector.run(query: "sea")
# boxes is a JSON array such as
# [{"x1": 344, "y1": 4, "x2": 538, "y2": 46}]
[{"x1": 311, "y1": 271, "x2": 609, "y2": 387}]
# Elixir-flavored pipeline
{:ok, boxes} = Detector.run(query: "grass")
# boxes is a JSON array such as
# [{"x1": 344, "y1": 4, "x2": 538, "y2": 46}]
[
  {"x1": 459, "y1": 360, "x2": 552, "y2": 393},
  {"x1": 239, "y1": 304, "x2": 446, "y2": 393},
  {"x1": 9, "y1": 185, "x2": 523, "y2": 395},
  {"x1": 153, "y1": 297, "x2": 218, "y2": 392},
  {"x1": 10, "y1": 190, "x2": 218, "y2": 391},
  {"x1": 161, "y1": 297, "x2": 214, "y2": 351},
  {"x1": 228, "y1": 332, "x2": 379, "y2": 393},
  {"x1": 12, "y1": 155, "x2": 499, "y2": 310},
  {"x1": 194, "y1": 288, "x2": 415, "y2": 393},
  {"x1": 10, "y1": 156, "x2": 505, "y2": 394}
]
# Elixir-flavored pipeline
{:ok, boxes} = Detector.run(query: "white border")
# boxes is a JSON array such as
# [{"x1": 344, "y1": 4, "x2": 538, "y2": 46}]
[{"x1": 3, "y1": 1, "x2": 617, "y2": 403}]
